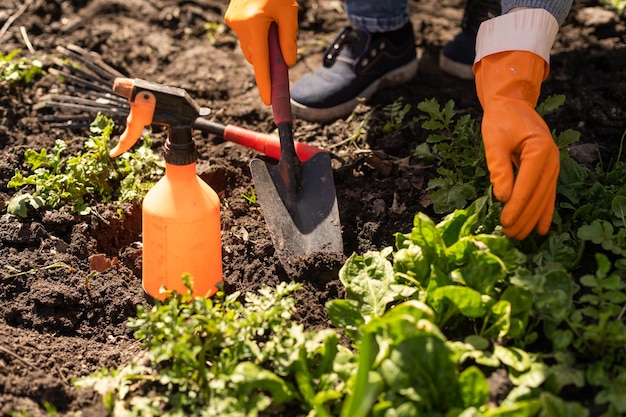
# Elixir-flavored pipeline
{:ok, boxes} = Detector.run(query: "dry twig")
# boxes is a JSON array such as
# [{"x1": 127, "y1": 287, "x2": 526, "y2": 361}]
[
  {"x1": 0, "y1": 0, "x2": 34, "y2": 42},
  {"x1": 20, "y1": 25, "x2": 35, "y2": 53}
]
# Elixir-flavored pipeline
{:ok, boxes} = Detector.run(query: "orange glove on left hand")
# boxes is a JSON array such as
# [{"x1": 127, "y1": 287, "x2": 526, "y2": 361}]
[
  {"x1": 473, "y1": 9, "x2": 560, "y2": 240},
  {"x1": 475, "y1": 51, "x2": 559, "y2": 240},
  {"x1": 225, "y1": 0, "x2": 299, "y2": 105}
]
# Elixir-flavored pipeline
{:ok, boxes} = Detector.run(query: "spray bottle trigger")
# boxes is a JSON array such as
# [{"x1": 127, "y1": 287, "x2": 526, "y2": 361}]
[{"x1": 109, "y1": 90, "x2": 157, "y2": 158}]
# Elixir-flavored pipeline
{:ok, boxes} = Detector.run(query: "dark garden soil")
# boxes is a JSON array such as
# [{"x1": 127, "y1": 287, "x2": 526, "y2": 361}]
[{"x1": 0, "y1": 0, "x2": 624, "y2": 415}]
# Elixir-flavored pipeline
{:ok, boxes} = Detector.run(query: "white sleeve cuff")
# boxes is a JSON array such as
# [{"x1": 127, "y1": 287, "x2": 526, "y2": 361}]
[{"x1": 474, "y1": 8, "x2": 559, "y2": 65}]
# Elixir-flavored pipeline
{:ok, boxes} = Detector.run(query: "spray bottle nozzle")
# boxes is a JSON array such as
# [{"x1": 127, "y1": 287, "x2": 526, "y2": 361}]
[{"x1": 109, "y1": 78, "x2": 210, "y2": 164}]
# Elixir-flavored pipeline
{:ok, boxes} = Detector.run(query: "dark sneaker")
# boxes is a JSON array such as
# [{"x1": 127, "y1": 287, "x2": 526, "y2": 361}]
[
  {"x1": 439, "y1": 0, "x2": 501, "y2": 80},
  {"x1": 291, "y1": 22, "x2": 417, "y2": 123},
  {"x1": 439, "y1": 32, "x2": 477, "y2": 80}
]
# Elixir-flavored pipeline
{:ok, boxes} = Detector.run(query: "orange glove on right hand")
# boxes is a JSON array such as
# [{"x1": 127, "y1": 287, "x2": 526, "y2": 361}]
[
  {"x1": 473, "y1": 9, "x2": 560, "y2": 240},
  {"x1": 225, "y1": 0, "x2": 298, "y2": 105}
]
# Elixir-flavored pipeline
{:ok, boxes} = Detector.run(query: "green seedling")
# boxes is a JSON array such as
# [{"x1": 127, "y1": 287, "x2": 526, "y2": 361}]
[
  {"x1": 7, "y1": 114, "x2": 164, "y2": 217},
  {"x1": 413, "y1": 95, "x2": 568, "y2": 215},
  {"x1": 0, "y1": 49, "x2": 43, "y2": 84},
  {"x1": 337, "y1": 105, "x2": 370, "y2": 151},
  {"x1": 241, "y1": 187, "x2": 257, "y2": 205},
  {"x1": 76, "y1": 279, "x2": 348, "y2": 416},
  {"x1": 203, "y1": 21, "x2": 228, "y2": 45},
  {"x1": 381, "y1": 97, "x2": 414, "y2": 134},
  {"x1": 3, "y1": 262, "x2": 73, "y2": 279}
]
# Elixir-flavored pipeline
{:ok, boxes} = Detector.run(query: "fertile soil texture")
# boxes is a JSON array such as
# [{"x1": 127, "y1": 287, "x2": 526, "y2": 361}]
[{"x1": 0, "y1": 0, "x2": 624, "y2": 415}]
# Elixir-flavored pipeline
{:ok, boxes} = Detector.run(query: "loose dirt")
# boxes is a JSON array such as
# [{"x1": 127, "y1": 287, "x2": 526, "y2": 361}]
[{"x1": 0, "y1": 0, "x2": 624, "y2": 415}]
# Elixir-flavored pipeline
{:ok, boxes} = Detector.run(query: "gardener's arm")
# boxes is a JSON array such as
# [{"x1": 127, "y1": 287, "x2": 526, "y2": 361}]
[
  {"x1": 473, "y1": 0, "x2": 573, "y2": 240},
  {"x1": 224, "y1": 0, "x2": 299, "y2": 106}
]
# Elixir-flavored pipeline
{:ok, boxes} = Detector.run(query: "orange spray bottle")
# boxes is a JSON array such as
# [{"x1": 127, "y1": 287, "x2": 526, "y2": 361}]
[{"x1": 109, "y1": 78, "x2": 222, "y2": 300}]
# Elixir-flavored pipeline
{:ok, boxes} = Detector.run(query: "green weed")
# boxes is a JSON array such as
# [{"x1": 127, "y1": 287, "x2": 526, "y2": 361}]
[
  {"x1": 381, "y1": 97, "x2": 415, "y2": 134},
  {"x1": 413, "y1": 98, "x2": 486, "y2": 213},
  {"x1": 7, "y1": 114, "x2": 164, "y2": 217},
  {"x1": 0, "y1": 49, "x2": 43, "y2": 84},
  {"x1": 75, "y1": 279, "x2": 348, "y2": 416},
  {"x1": 203, "y1": 21, "x2": 228, "y2": 45},
  {"x1": 241, "y1": 187, "x2": 257, "y2": 205}
]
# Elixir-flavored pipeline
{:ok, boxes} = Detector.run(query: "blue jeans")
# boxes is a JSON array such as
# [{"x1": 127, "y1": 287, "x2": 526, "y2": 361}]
[
  {"x1": 345, "y1": 0, "x2": 409, "y2": 32},
  {"x1": 344, "y1": 1, "x2": 572, "y2": 34}
]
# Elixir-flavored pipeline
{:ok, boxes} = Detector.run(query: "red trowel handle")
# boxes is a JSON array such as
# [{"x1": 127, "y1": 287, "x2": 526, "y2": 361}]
[
  {"x1": 192, "y1": 117, "x2": 323, "y2": 162},
  {"x1": 268, "y1": 23, "x2": 292, "y2": 126},
  {"x1": 223, "y1": 124, "x2": 320, "y2": 162}
]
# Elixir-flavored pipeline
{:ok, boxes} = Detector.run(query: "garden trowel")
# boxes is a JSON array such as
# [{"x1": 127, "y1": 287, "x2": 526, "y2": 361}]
[{"x1": 250, "y1": 23, "x2": 343, "y2": 271}]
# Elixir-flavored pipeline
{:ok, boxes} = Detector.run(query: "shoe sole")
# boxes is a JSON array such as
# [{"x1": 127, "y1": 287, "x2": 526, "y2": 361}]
[
  {"x1": 438, "y1": 50, "x2": 475, "y2": 80},
  {"x1": 291, "y1": 57, "x2": 419, "y2": 123}
]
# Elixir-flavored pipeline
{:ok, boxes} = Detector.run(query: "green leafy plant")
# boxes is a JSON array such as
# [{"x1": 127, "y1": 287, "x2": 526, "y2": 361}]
[
  {"x1": 412, "y1": 98, "x2": 487, "y2": 213},
  {"x1": 0, "y1": 49, "x2": 43, "y2": 84},
  {"x1": 75, "y1": 278, "x2": 352, "y2": 416},
  {"x1": 546, "y1": 253, "x2": 626, "y2": 416},
  {"x1": 7, "y1": 114, "x2": 164, "y2": 216},
  {"x1": 328, "y1": 198, "x2": 587, "y2": 417}
]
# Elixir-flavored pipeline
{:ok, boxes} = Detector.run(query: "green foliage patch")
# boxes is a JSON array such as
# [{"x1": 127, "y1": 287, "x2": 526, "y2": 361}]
[
  {"x1": 0, "y1": 49, "x2": 43, "y2": 84},
  {"x1": 7, "y1": 114, "x2": 164, "y2": 216}
]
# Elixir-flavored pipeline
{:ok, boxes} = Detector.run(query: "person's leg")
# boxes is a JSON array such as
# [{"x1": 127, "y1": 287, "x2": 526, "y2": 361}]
[
  {"x1": 344, "y1": 0, "x2": 409, "y2": 32},
  {"x1": 290, "y1": 0, "x2": 418, "y2": 123},
  {"x1": 439, "y1": 0, "x2": 502, "y2": 79}
]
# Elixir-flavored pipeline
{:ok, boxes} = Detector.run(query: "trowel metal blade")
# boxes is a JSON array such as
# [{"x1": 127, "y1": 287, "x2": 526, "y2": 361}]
[{"x1": 250, "y1": 151, "x2": 343, "y2": 269}]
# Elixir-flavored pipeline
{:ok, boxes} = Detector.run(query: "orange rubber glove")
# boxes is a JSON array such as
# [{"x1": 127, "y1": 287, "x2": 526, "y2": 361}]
[
  {"x1": 224, "y1": 0, "x2": 298, "y2": 105},
  {"x1": 473, "y1": 9, "x2": 560, "y2": 240}
]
